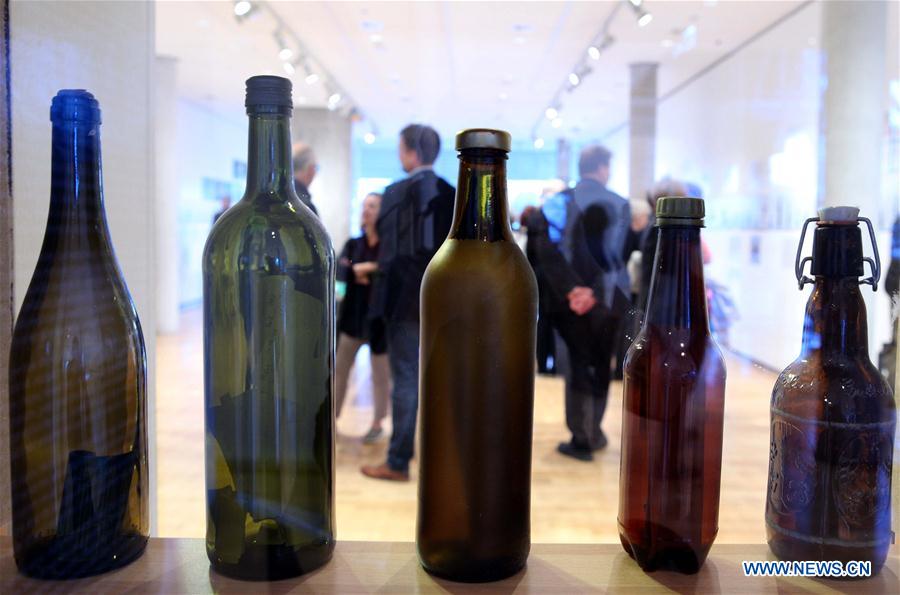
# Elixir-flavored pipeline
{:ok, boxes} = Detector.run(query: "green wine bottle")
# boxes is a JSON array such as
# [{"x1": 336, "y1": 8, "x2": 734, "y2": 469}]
[
  {"x1": 203, "y1": 76, "x2": 335, "y2": 580},
  {"x1": 9, "y1": 90, "x2": 149, "y2": 578}
]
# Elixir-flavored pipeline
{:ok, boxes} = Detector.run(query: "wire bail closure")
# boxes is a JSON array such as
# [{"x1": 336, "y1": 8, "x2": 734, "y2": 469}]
[{"x1": 794, "y1": 215, "x2": 881, "y2": 291}]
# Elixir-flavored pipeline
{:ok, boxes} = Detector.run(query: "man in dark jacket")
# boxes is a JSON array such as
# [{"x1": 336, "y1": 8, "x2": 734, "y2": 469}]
[
  {"x1": 524, "y1": 145, "x2": 631, "y2": 462},
  {"x1": 361, "y1": 124, "x2": 455, "y2": 481}
]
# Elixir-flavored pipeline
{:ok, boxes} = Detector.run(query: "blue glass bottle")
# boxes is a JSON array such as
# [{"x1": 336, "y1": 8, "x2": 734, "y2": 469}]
[{"x1": 9, "y1": 90, "x2": 149, "y2": 578}]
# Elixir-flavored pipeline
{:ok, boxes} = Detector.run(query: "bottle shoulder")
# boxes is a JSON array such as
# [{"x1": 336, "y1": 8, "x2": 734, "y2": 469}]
[
  {"x1": 424, "y1": 238, "x2": 535, "y2": 281},
  {"x1": 204, "y1": 199, "x2": 334, "y2": 270},
  {"x1": 626, "y1": 327, "x2": 726, "y2": 379},
  {"x1": 772, "y1": 357, "x2": 896, "y2": 421}
]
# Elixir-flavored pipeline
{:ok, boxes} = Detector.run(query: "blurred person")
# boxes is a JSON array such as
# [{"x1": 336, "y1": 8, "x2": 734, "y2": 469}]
[
  {"x1": 361, "y1": 124, "x2": 455, "y2": 481},
  {"x1": 523, "y1": 145, "x2": 631, "y2": 461},
  {"x1": 529, "y1": 179, "x2": 569, "y2": 375},
  {"x1": 638, "y1": 178, "x2": 689, "y2": 311},
  {"x1": 613, "y1": 199, "x2": 653, "y2": 379},
  {"x1": 212, "y1": 195, "x2": 231, "y2": 224},
  {"x1": 335, "y1": 192, "x2": 391, "y2": 443},
  {"x1": 292, "y1": 142, "x2": 318, "y2": 216}
]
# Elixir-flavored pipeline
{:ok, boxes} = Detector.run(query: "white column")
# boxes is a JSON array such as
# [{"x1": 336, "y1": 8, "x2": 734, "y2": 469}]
[
  {"x1": 556, "y1": 138, "x2": 571, "y2": 184},
  {"x1": 819, "y1": 1, "x2": 889, "y2": 356},
  {"x1": 629, "y1": 62, "x2": 658, "y2": 202},
  {"x1": 821, "y1": 0, "x2": 894, "y2": 535},
  {"x1": 293, "y1": 108, "x2": 352, "y2": 251},
  {"x1": 154, "y1": 56, "x2": 180, "y2": 334}
]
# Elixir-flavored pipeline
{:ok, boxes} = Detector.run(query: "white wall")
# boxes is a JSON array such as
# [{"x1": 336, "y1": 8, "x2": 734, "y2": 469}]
[
  {"x1": 603, "y1": 1, "x2": 896, "y2": 371},
  {"x1": 172, "y1": 99, "x2": 246, "y2": 307},
  {"x1": 295, "y1": 107, "x2": 353, "y2": 253},
  {"x1": 10, "y1": 0, "x2": 158, "y2": 531}
]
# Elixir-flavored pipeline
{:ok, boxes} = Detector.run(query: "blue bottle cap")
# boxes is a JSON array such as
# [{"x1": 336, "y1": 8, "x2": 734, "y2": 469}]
[{"x1": 50, "y1": 90, "x2": 101, "y2": 124}]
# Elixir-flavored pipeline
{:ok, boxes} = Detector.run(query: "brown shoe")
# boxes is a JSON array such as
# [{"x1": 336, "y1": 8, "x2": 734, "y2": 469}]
[{"x1": 361, "y1": 462, "x2": 409, "y2": 482}]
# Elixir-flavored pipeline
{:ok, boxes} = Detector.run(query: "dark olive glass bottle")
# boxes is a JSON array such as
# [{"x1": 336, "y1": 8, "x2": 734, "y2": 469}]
[
  {"x1": 9, "y1": 90, "x2": 149, "y2": 579},
  {"x1": 203, "y1": 76, "x2": 335, "y2": 580},
  {"x1": 618, "y1": 196, "x2": 727, "y2": 574},
  {"x1": 417, "y1": 129, "x2": 538, "y2": 583},
  {"x1": 766, "y1": 207, "x2": 895, "y2": 576}
]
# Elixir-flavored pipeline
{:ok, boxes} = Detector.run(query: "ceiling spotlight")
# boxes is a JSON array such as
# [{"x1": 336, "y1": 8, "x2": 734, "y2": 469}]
[
  {"x1": 234, "y1": 1, "x2": 252, "y2": 17},
  {"x1": 627, "y1": 0, "x2": 643, "y2": 7},
  {"x1": 533, "y1": 137, "x2": 545, "y2": 149},
  {"x1": 327, "y1": 93, "x2": 342, "y2": 109},
  {"x1": 274, "y1": 30, "x2": 292, "y2": 61},
  {"x1": 305, "y1": 73, "x2": 319, "y2": 85},
  {"x1": 587, "y1": 46, "x2": 601, "y2": 60},
  {"x1": 364, "y1": 132, "x2": 376, "y2": 144},
  {"x1": 545, "y1": 107, "x2": 558, "y2": 120},
  {"x1": 283, "y1": 62, "x2": 295, "y2": 75},
  {"x1": 568, "y1": 72, "x2": 580, "y2": 86},
  {"x1": 638, "y1": 10, "x2": 653, "y2": 27},
  {"x1": 551, "y1": 117, "x2": 563, "y2": 129}
]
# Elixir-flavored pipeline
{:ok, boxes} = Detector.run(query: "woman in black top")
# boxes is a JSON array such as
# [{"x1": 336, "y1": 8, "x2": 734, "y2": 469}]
[{"x1": 336, "y1": 192, "x2": 391, "y2": 442}]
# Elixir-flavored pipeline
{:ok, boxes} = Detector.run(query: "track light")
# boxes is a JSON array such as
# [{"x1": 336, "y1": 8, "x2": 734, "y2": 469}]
[
  {"x1": 637, "y1": 10, "x2": 653, "y2": 27},
  {"x1": 588, "y1": 46, "x2": 601, "y2": 60},
  {"x1": 533, "y1": 137, "x2": 545, "y2": 149},
  {"x1": 364, "y1": 132, "x2": 376, "y2": 144},
  {"x1": 568, "y1": 72, "x2": 580, "y2": 86},
  {"x1": 551, "y1": 117, "x2": 563, "y2": 129},
  {"x1": 327, "y1": 93, "x2": 342, "y2": 110},
  {"x1": 545, "y1": 107, "x2": 558, "y2": 120},
  {"x1": 234, "y1": 1, "x2": 253, "y2": 18},
  {"x1": 283, "y1": 62, "x2": 295, "y2": 75}
]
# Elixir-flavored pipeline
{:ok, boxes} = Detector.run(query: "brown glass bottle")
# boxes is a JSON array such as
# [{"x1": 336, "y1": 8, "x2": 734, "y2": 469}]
[
  {"x1": 618, "y1": 196, "x2": 727, "y2": 574},
  {"x1": 766, "y1": 207, "x2": 895, "y2": 575},
  {"x1": 417, "y1": 129, "x2": 538, "y2": 582}
]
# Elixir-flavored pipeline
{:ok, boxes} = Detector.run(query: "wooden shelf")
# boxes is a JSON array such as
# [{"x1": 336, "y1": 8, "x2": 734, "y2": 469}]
[{"x1": 1, "y1": 538, "x2": 898, "y2": 593}]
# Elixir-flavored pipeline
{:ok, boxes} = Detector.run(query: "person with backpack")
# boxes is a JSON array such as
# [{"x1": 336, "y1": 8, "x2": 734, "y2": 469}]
[
  {"x1": 361, "y1": 124, "x2": 455, "y2": 482},
  {"x1": 523, "y1": 145, "x2": 631, "y2": 462}
]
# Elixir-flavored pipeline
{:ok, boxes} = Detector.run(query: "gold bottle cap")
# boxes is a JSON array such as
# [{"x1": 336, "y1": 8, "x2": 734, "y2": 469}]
[
  {"x1": 656, "y1": 196, "x2": 705, "y2": 226},
  {"x1": 455, "y1": 128, "x2": 511, "y2": 152}
]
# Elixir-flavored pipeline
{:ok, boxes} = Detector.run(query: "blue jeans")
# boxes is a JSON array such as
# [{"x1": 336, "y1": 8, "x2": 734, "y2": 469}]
[{"x1": 386, "y1": 320, "x2": 420, "y2": 473}]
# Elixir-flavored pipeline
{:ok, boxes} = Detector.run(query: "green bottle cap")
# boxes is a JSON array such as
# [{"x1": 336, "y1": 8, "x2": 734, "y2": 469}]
[
  {"x1": 656, "y1": 196, "x2": 705, "y2": 227},
  {"x1": 456, "y1": 128, "x2": 511, "y2": 152}
]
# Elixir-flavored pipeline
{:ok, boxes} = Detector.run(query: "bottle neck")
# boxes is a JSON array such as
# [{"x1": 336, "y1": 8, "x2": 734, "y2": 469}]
[
  {"x1": 449, "y1": 149, "x2": 512, "y2": 242},
  {"x1": 49, "y1": 120, "x2": 105, "y2": 227},
  {"x1": 800, "y1": 277, "x2": 869, "y2": 359},
  {"x1": 644, "y1": 226, "x2": 709, "y2": 331},
  {"x1": 245, "y1": 113, "x2": 295, "y2": 199}
]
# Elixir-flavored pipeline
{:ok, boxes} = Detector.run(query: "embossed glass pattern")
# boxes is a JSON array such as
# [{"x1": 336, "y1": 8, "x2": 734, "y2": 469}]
[{"x1": 766, "y1": 215, "x2": 895, "y2": 575}]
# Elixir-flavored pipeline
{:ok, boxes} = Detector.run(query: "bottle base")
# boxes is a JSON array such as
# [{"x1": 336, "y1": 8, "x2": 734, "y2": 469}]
[
  {"x1": 619, "y1": 530, "x2": 712, "y2": 574},
  {"x1": 15, "y1": 531, "x2": 148, "y2": 579},
  {"x1": 208, "y1": 540, "x2": 334, "y2": 581},
  {"x1": 418, "y1": 544, "x2": 527, "y2": 583}
]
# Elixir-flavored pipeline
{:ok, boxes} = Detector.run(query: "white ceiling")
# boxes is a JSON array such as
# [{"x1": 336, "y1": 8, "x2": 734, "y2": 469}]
[{"x1": 156, "y1": 0, "x2": 806, "y2": 144}]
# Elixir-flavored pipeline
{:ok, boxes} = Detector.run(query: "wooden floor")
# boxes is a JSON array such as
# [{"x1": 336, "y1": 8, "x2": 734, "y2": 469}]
[{"x1": 157, "y1": 307, "x2": 778, "y2": 543}]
